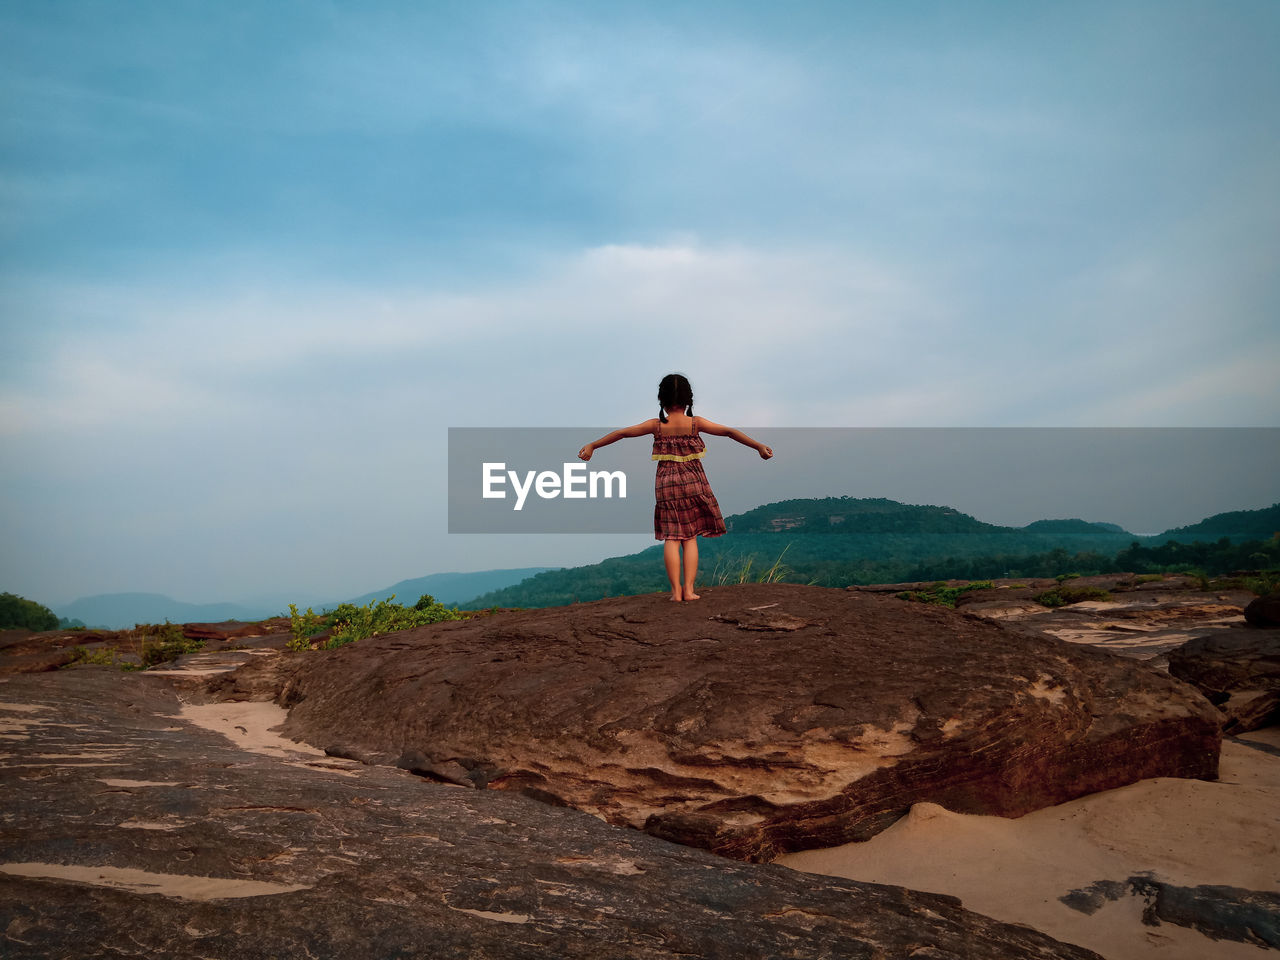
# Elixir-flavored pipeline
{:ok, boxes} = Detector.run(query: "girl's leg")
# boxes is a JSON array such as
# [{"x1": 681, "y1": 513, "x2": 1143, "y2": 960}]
[
  {"x1": 682, "y1": 537, "x2": 700, "y2": 600},
  {"x1": 663, "y1": 539, "x2": 683, "y2": 601}
]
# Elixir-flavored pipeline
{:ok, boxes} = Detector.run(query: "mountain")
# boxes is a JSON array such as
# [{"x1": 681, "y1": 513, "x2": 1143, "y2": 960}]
[
  {"x1": 340, "y1": 568, "x2": 556, "y2": 608},
  {"x1": 1022, "y1": 519, "x2": 1131, "y2": 535},
  {"x1": 726, "y1": 497, "x2": 1003, "y2": 534},
  {"x1": 57, "y1": 567, "x2": 556, "y2": 630},
  {"x1": 1151, "y1": 502, "x2": 1280, "y2": 544},
  {"x1": 55, "y1": 593, "x2": 277, "y2": 631}
]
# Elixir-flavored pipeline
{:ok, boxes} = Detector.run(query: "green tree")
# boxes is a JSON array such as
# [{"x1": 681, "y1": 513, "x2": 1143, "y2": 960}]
[{"x1": 0, "y1": 593, "x2": 59, "y2": 631}]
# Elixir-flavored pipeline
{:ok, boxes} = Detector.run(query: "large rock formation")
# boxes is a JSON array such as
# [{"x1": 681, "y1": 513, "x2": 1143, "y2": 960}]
[
  {"x1": 1168, "y1": 631, "x2": 1280, "y2": 732},
  {"x1": 213, "y1": 583, "x2": 1222, "y2": 862},
  {"x1": 0, "y1": 669, "x2": 1105, "y2": 960}
]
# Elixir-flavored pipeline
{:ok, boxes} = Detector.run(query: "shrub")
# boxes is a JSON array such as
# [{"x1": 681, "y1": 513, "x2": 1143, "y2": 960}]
[
  {"x1": 133, "y1": 622, "x2": 204, "y2": 667},
  {"x1": 67, "y1": 646, "x2": 120, "y2": 667},
  {"x1": 288, "y1": 604, "x2": 325, "y2": 651},
  {"x1": 288, "y1": 594, "x2": 462, "y2": 651},
  {"x1": 1033, "y1": 585, "x2": 1112, "y2": 608},
  {"x1": 898, "y1": 581, "x2": 995, "y2": 608}
]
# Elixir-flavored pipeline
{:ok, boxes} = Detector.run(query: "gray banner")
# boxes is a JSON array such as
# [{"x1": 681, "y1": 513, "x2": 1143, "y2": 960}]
[{"x1": 448, "y1": 427, "x2": 1279, "y2": 535}]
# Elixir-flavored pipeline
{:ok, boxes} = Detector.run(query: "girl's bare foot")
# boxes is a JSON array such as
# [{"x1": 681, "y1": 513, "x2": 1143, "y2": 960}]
[
  {"x1": 684, "y1": 588, "x2": 700, "y2": 601},
  {"x1": 670, "y1": 588, "x2": 683, "y2": 602}
]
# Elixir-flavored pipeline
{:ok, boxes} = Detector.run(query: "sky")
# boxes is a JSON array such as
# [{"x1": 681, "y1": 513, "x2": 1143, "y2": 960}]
[{"x1": 2, "y1": 0, "x2": 1277, "y2": 608}]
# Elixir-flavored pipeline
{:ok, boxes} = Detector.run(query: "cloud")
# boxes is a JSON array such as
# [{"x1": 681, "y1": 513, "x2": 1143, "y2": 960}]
[{"x1": 0, "y1": 239, "x2": 936, "y2": 441}]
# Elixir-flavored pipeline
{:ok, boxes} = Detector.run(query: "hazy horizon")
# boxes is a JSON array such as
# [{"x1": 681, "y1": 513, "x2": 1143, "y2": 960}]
[{"x1": 47, "y1": 471, "x2": 1280, "y2": 608}]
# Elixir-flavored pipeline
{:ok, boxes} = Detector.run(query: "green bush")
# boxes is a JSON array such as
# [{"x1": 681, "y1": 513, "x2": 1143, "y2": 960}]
[
  {"x1": 134, "y1": 622, "x2": 204, "y2": 667},
  {"x1": 288, "y1": 604, "x2": 325, "y2": 651},
  {"x1": 68, "y1": 646, "x2": 120, "y2": 667},
  {"x1": 897, "y1": 581, "x2": 995, "y2": 608},
  {"x1": 288, "y1": 594, "x2": 462, "y2": 651},
  {"x1": 1033, "y1": 585, "x2": 1112, "y2": 608}
]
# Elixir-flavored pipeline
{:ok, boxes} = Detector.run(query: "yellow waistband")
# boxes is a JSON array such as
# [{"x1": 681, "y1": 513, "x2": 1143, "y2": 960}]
[{"x1": 652, "y1": 451, "x2": 705, "y2": 462}]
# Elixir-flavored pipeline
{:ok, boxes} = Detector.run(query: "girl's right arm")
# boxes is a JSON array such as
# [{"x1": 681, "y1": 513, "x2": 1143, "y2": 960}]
[
  {"x1": 695, "y1": 418, "x2": 773, "y2": 459},
  {"x1": 578, "y1": 420, "x2": 660, "y2": 461}
]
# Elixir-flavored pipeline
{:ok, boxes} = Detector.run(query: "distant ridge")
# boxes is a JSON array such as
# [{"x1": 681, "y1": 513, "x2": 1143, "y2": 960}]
[
  {"x1": 55, "y1": 593, "x2": 274, "y2": 631},
  {"x1": 56, "y1": 567, "x2": 555, "y2": 630},
  {"x1": 341, "y1": 567, "x2": 556, "y2": 608},
  {"x1": 1023, "y1": 519, "x2": 1129, "y2": 535},
  {"x1": 726, "y1": 497, "x2": 1005, "y2": 535}
]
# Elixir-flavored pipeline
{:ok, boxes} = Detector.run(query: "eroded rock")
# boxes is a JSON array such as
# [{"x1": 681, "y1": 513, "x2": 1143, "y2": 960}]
[
  {"x1": 0, "y1": 670, "x2": 1104, "y2": 960},
  {"x1": 220, "y1": 584, "x2": 1222, "y2": 862},
  {"x1": 1168, "y1": 632, "x2": 1280, "y2": 732}
]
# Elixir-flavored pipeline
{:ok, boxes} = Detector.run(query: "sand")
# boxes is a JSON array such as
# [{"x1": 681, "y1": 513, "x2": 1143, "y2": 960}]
[
  {"x1": 176, "y1": 698, "x2": 366, "y2": 778},
  {"x1": 177, "y1": 700, "x2": 326, "y2": 760},
  {"x1": 780, "y1": 728, "x2": 1280, "y2": 960},
  {"x1": 0, "y1": 862, "x2": 311, "y2": 900}
]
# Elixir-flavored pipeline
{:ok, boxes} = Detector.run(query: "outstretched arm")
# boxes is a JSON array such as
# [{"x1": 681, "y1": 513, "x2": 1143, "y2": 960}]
[
  {"x1": 695, "y1": 418, "x2": 773, "y2": 459},
  {"x1": 578, "y1": 420, "x2": 659, "y2": 461}
]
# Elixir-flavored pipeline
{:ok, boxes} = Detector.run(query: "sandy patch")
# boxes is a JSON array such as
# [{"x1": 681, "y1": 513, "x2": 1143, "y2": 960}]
[
  {"x1": 780, "y1": 729, "x2": 1280, "y2": 960},
  {"x1": 447, "y1": 905, "x2": 531, "y2": 924},
  {"x1": 0, "y1": 862, "x2": 310, "y2": 900},
  {"x1": 177, "y1": 701, "x2": 325, "y2": 760}
]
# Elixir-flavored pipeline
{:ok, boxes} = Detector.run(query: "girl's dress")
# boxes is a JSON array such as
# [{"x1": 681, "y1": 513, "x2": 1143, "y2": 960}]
[{"x1": 652, "y1": 419, "x2": 727, "y2": 541}]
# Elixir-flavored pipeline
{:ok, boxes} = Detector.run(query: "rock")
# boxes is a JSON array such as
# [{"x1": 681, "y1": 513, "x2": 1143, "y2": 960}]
[
  {"x1": 0, "y1": 669, "x2": 1105, "y2": 960},
  {"x1": 956, "y1": 580, "x2": 1253, "y2": 668},
  {"x1": 1168, "y1": 631, "x2": 1280, "y2": 732},
  {"x1": 181, "y1": 620, "x2": 283, "y2": 641},
  {"x1": 1245, "y1": 593, "x2": 1280, "y2": 628},
  {"x1": 1061, "y1": 875, "x2": 1280, "y2": 948},
  {"x1": 226, "y1": 583, "x2": 1221, "y2": 862},
  {"x1": 0, "y1": 628, "x2": 121, "y2": 675}
]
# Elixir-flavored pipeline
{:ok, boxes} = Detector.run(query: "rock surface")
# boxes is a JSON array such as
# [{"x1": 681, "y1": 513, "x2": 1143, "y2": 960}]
[
  {"x1": 1168, "y1": 632, "x2": 1280, "y2": 733},
  {"x1": 871, "y1": 574, "x2": 1257, "y2": 670},
  {"x1": 1245, "y1": 593, "x2": 1280, "y2": 628},
  {"x1": 1061, "y1": 875, "x2": 1280, "y2": 948},
  {"x1": 212, "y1": 583, "x2": 1222, "y2": 862},
  {"x1": 181, "y1": 618, "x2": 291, "y2": 641},
  {"x1": 0, "y1": 670, "x2": 1104, "y2": 960}
]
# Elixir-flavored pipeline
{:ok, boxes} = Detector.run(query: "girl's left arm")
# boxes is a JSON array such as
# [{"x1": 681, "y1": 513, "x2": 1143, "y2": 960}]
[
  {"x1": 696, "y1": 418, "x2": 773, "y2": 459},
  {"x1": 578, "y1": 420, "x2": 659, "y2": 461}
]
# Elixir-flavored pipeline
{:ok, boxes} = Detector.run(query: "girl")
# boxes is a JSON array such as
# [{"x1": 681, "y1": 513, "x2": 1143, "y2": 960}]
[{"x1": 578, "y1": 374, "x2": 773, "y2": 602}]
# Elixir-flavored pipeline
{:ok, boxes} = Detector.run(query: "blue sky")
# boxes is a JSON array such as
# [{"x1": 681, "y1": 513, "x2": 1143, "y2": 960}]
[{"x1": 2, "y1": 1, "x2": 1277, "y2": 607}]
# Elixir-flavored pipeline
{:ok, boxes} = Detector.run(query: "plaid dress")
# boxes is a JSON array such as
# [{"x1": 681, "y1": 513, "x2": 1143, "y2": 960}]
[{"x1": 652, "y1": 424, "x2": 727, "y2": 541}]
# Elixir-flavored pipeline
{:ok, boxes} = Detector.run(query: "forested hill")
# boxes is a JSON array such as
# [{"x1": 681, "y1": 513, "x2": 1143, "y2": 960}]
[
  {"x1": 463, "y1": 497, "x2": 1279, "y2": 610},
  {"x1": 1151, "y1": 503, "x2": 1280, "y2": 544},
  {"x1": 725, "y1": 497, "x2": 1009, "y2": 534}
]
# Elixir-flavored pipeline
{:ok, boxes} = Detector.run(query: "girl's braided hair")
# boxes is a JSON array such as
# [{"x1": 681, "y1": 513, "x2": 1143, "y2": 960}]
[{"x1": 657, "y1": 373, "x2": 693, "y2": 423}]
